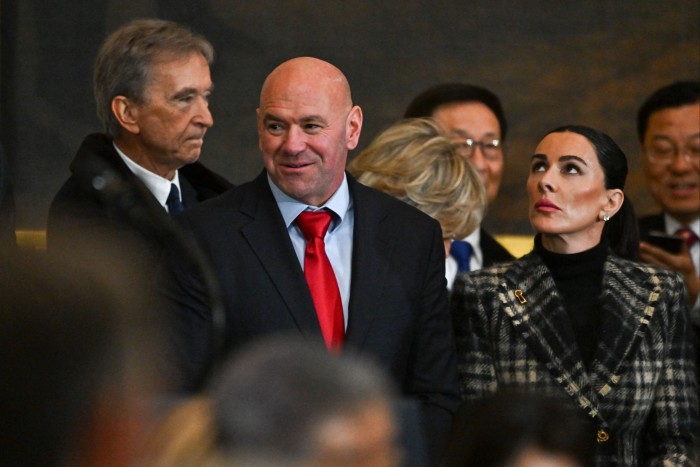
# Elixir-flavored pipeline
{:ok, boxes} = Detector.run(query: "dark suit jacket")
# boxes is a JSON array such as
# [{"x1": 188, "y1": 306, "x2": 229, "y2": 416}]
[
  {"x1": 161, "y1": 171, "x2": 461, "y2": 462},
  {"x1": 451, "y1": 251, "x2": 699, "y2": 465},
  {"x1": 480, "y1": 227, "x2": 514, "y2": 267},
  {"x1": 47, "y1": 133, "x2": 232, "y2": 272},
  {"x1": 639, "y1": 212, "x2": 700, "y2": 383}
]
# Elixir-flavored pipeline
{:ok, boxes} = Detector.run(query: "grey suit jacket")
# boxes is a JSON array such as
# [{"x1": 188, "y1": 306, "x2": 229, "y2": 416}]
[
  {"x1": 451, "y1": 251, "x2": 699, "y2": 466},
  {"x1": 161, "y1": 171, "x2": 461, "y2": 461}
]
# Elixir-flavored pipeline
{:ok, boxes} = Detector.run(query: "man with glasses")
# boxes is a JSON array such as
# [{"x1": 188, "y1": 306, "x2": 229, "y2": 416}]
[
  {"x1": 637, "y1": 80, "x2": 699, "y2": 369},
  {"x1": 404, "y1": 84, "x2": 514, "y2": 289}
]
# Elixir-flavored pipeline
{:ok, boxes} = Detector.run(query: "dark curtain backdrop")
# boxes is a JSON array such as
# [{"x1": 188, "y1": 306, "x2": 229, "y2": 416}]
[{"x1": 1, "y1": 0, "x2": 699, "y2": 233}]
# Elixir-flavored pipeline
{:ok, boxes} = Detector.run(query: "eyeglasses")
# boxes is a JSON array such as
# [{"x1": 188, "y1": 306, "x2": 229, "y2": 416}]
[
  {"x1": 646, "y1": 144, "x2": 700, "y2": 165},
  {"x1": 453, "y1": 138, "x2": 503, "y2": 161}
]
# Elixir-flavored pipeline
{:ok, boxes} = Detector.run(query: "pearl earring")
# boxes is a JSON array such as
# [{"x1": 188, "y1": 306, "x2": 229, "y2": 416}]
[{"x1": 603, "y1": 214, "x2": 610, "y2": 222}]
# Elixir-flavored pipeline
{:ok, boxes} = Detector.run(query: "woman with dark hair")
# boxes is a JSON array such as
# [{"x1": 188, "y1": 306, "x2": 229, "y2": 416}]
[{"x1": 451, "y1": 125, "x2": 699, "y2": 466}]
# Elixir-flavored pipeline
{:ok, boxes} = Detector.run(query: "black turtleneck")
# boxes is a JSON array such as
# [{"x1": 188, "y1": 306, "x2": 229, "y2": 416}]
[{"x1": 535, "y1": 235, "x2": 608, "y2": 369}]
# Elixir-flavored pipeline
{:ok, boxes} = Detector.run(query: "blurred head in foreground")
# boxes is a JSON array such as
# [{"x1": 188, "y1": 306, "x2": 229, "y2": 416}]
[
  {"x1": 207, "y1": 335, "x2": 401, "y2": 467},
  {"x1": 0, "y1": 249, "x2": 163, "y2": 466}
]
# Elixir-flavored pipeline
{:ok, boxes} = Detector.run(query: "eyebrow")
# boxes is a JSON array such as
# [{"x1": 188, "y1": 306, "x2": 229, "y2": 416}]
[
  {"x1": 299, "y1": 115, "x2": 327, "y2": 124},
  {"x1": 530, "y1": 153, "x2": 588, "y2": 165},
  {"x1": 652, "y1": 133, "x2": 700, "y2": 141},
  {"x1": 262, "y1": 113, "x2": 328, "y2": 124},
  {"x1": 171, "y1": 84, "x2": 213, "y2": 99},
  {"x1": 449, "y1": 129, "x2": 499, "y2": 139}
]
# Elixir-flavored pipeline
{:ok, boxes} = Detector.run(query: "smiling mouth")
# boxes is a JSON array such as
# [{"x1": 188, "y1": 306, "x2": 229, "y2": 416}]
[
  {"x1": 282, "y1": 162, "x2": 312, "y2": 169},
  {"x1": 668, "y1": 181, "x2": 699, "y2": 194}
]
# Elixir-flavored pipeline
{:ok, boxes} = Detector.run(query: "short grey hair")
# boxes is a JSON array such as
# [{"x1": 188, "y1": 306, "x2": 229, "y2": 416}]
[{"x1": 93, "y1": 19, "x2": 214, "y2": 137}]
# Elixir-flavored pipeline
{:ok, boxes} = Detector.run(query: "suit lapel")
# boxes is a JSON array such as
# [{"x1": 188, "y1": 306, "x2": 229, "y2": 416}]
[
  {"x1": 501, "y1": 253, "x2": 605, "y2": 421},
  {"x1": 239, "y1": 174, "x2": 324, "y2": 340},
  {"x1": 344, "y1": 180, "x2": 395, "y2": 347},
  {"x1": 592, "y1": 256, "x2": 658, "y2": 395},
  {"x1": 179, "y1": 175, "x2": 199, "y2": 208}
]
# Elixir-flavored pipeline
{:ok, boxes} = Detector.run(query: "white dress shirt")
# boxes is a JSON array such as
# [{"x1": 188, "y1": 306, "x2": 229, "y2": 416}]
[{"x1": 113, "y1": 143, "x2": 182, "y2": 212}]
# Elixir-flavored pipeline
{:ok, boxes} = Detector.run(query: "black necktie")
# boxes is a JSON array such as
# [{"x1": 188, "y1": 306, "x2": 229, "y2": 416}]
[{"x1": 166, "y1": 184, "x2": 184, "y2": 215}]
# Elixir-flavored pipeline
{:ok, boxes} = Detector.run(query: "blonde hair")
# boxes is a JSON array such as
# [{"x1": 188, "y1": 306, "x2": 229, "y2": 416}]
[{"x1": 348, "y1": 118, "x2": 485, "y2": 239}]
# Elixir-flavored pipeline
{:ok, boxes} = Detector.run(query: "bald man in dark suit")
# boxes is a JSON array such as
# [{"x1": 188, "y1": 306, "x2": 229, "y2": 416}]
[{"x1": 161, "y1": 57, "x2": 460, "y2": 465}]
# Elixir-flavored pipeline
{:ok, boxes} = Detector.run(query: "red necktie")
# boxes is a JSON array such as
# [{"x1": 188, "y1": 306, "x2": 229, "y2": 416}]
[
  {"x1": 675, "y1": 227, "x2": 699, "y2": 249},
  {"x1": 295, "y1": 211, "x2": 344, "y2": 351}
]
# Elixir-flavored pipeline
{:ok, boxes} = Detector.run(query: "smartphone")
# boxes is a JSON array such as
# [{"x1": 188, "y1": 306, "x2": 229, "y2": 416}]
[{"x1": 644, "y1": 230, "x2": 684, "y2": 254}]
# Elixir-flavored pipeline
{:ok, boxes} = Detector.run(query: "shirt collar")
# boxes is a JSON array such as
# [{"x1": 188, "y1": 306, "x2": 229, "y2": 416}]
[
  {"x1": 113, "y1": 142, "x2": 181, "y2": 207},
  {"x1": 268, "y1": 173, "x2": 351, "y2": 231},
  {"x1": 664, "y1": 213, "x2": 700, "y2": 238}
]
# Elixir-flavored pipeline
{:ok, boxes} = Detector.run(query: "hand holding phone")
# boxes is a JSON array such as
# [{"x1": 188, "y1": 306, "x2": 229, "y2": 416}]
[{"x1": 643, "y1": 230, "x2": 684, "y2": 254}]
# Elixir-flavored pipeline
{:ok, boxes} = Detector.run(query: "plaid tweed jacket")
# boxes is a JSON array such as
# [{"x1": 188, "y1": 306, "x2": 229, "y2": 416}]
[{"x1": 450, "y1": 250, "x2": 699, "y2": 466}]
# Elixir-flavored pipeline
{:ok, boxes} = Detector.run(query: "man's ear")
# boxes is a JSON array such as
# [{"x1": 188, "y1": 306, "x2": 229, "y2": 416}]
[
  {"x1": 111, "y1": 96, "x2": 140, "y2": 135},
  {"x1": 345, "y1": 105, "x2": 363, "y2": 151}
]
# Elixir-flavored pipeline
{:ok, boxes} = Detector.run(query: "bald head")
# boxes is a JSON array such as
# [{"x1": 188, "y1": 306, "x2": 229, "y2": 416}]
[
  {"x1": 256, "y1": 57, "x2": 363, "y2": 206},
  {"x1": 260, "y1": 57, "x2": 353, "y2": 110}
]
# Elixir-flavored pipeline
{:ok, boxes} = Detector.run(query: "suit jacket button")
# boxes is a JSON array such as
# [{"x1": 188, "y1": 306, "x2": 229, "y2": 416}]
[{"x1": 596, "y1": 429, "x2": 610, "y2": 443}]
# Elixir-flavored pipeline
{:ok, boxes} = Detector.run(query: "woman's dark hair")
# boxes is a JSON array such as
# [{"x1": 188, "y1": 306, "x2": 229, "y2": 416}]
[{"x1": 547, "y1": 125, "x2": 640, "y2": 260}]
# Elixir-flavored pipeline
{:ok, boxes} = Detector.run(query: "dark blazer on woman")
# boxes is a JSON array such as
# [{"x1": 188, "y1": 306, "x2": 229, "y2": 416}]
[{"x1": 451, "y1": 251, "x2": 699, "y2": 466}]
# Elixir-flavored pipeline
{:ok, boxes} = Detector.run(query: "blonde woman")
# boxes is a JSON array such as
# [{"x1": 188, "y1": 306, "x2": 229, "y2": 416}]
[{"x1": 348, "y1": 118, "x2": 486, "y2": 260}]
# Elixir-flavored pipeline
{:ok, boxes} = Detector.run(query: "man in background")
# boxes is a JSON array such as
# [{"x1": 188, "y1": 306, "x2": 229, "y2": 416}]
[
  {"x1": 636, "y1": 80, "x2": 699, "y2": 368},
  {"x1": 404, "y1": 84, "x2": 514, "y2": 289},
  {"x1": 47, "y1": 19, "x2": 231, "y2": 272}
]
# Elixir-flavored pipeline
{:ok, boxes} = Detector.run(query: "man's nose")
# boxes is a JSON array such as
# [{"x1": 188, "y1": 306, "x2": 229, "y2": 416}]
[
  {"x1": 194, "y1": 97, "x2": 214, "y2": 128},
  {"x1": 282, "y1": 126, "x2": 307, "y2": 154}
]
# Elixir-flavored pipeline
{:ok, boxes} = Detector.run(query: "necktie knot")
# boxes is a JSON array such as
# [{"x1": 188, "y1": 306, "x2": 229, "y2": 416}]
[
  {"x1": 296, "y1": 210, "x2": 332, "y2": 240},
  {"x1": 675, "y1": 227, "x2": 698, "y2": 249},
  {"x1": 450, "y1": 240, "x2": 473, "y2": 272},
  {"x1": 166, "y1": 184, "x2": 184, "y2": 215}
]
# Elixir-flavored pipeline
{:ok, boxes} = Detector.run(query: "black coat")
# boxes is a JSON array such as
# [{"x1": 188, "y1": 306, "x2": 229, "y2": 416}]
[{"x1": 47, "y1": 133, "x2": 232, "y2": 272}]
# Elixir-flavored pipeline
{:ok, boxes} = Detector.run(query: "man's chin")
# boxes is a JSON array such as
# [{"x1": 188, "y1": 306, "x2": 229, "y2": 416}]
[
  {"x1": 666, "y1": 205, "x2": 700, "y2": 223},
  {"x1": 179, "y1": 150, "x2": 202, "y2": 165}
]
